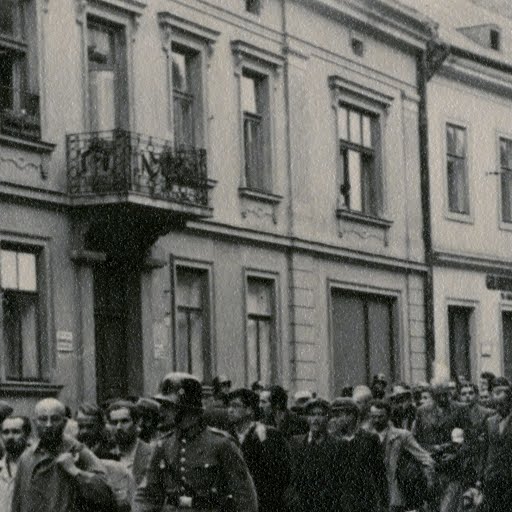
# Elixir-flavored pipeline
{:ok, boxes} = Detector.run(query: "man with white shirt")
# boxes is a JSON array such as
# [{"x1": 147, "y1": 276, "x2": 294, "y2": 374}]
[
  {"x1": 107, "y1": 400, "x2": 153, "y2": 486},
  {"x1": 0, "y1": 416, "x2": 31, "y2": 512},
  {"x1": 227, "y1": 388, "x2": 291, "y2": 512}
]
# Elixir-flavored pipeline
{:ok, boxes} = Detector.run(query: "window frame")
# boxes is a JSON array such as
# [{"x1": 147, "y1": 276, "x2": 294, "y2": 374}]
[
  {"x1": 443, "y1": 120, "x2": 473, "y2": 223},
  {"x1": 243, "y1": 269, "x2": 280, "y2": 386},
  {"x1": 171, "y1": 257, "x2": 215, "y2": 383},
  {"x1": 329, "y1": 75, "x2": 391, "y2": 222},
  {"x1": 445, "y1": 122, "x2": 470, "y2": 217},
  {"x1": 498, "y1": 132, "x2": 512, "y2": 229},
  {"x1": 232, "y1": 40, "x2": 283, "y2": 197},
  {"x1": 158, "y1": 13, "x2": 219, "y2": 150},
  {"x1": 0, "y1": 235, "x2": 52, "y2": 384}
]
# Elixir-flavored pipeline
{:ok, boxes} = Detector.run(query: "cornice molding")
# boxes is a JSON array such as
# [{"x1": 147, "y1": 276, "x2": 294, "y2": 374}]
[
  {"x1": 433, "y1": 250, "x2": 512, "y2": 275},
  {"x1": 75, "y1": 0, "x2": 146, "y2": 24},
  {"x1": 231, "y1": 40, "x2": 285, "y2": 69},
  {"x1": 329, "y1": 75, "x2": 394, "y2": 109}
]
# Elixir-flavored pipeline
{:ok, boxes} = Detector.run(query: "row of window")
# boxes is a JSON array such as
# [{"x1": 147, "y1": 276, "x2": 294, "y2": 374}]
[{"x1": 446, "y1": 123, "x2": 512, "y2": 223}]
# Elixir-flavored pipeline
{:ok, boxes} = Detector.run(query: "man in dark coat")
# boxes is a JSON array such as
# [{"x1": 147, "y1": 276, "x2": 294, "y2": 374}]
[
  {"x1": 330, "y1": 397, "x2": 388, "y2": 512},
  {"x1": 266, "y1": 385, "x2": 309, "y2": 439},
  {"x1": 227, "y1": 388, "x2": 292, "y2": 512},
  {"x1": 290, "y1": 398, "x2": 343, "y2": 512},
  {"x1": 480, "y1": 377, "x2": 512, "y2": 512}
]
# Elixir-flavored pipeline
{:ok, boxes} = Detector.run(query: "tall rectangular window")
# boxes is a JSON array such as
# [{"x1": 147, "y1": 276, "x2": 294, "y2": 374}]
[
  {"x1": 242, "y1": 72, "x2": 271, "y2": 192},
  {"x1": 502, "y1": 311, "x2": 512, "y2": 382},
  {"x1": 500, "y1": 137, "x2": 512, "y2": 222},
  {"x1": 338, "y1": 105, "x2": 381, "y2": 216},
  {"x1": 0, "y1": 0, "x2": 40, "y2": 140},
  {"x1": 246, "y1": 278, "x2": 276, "y2": 384},
  {"x1": 175, "y1": 267, "x2": 211, "y2": 382},
  {"x1": 1, "y1": 246, "x2": 41, "y2": 380},
  {"x1": 446, "y1": 124, "x2": 469, "y2": 214},
  {"x1": 448, "y1": 306, "x2": 472, "y2": 381},
  {"x1": 172, "y1": 47, "x2": 195, "y2": 148},
  {"x1": 87, "y1": 20, "x2": 128, "y2": 131}
]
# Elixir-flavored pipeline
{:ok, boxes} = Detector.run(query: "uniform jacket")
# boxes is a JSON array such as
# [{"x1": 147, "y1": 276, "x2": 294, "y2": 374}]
[
  {"x1": 238, "y1": 422, "x2": 292, "y2": 512},
  {"x1": 465, "y1": 404, "x2": 495, "y2": 478},
  {"x1": 11, "y1": 434, "x2": 114, "y2": 512},
  {"x1": 379, "y1": 424, "x2": 434, "y2": 508},
  {"x1": 480, "y1": 413, "x2": 512, "y2": 512},
  {"x1": 336, "y1": 429, "x2": 389, "y2": 512},
  {"x1": 134, "y1": 422, "x2": 258, "y2": 512},
  {"x1": 290, "y1": 433, "x2": 343, "y2": 512},
  {"x1": 413, "y1": 401, "x2": 469, "y2": 451}
]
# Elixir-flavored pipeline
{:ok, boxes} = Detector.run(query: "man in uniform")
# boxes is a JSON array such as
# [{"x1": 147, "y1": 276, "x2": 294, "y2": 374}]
[{"x1": 134, "y1": 372, "x2": 258, "y2": 512}]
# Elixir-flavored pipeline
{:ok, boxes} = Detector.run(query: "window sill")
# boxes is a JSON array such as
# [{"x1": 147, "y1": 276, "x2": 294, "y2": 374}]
[
  {"x1": 239, "y1": 187, "x2": 282, "y2": 204},
  {"x1": 336, "y1": 209, "x2": 393, "y2": 229},
  {"x1": 0, "y1": 381, "x2": 63, "y2": 397},
  {"x1": 0, "y1": 133, "x2": 56, "y2": 154},
  {"x1": 444, "y1": 211, "x2": 474, "y2": 225}
]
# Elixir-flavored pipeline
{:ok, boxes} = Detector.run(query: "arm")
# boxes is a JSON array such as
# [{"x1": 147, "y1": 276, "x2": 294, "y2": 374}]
[
  {"x1": 403, "y1": 431, "x2": 435, "y2": 481},
  {"x1": 218, "y1": 438, "x2": 258, "y2": 512}
]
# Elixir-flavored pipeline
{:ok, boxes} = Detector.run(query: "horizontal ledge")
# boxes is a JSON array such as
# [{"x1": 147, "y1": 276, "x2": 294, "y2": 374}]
[
  {"x1": 0, "y1": 381, "x2": 63, "y2": 397},
  {"x1": 0, "y1": 134, "x2": 56, "y2": 153},
  {"x1": 239, "y1": 187, "x2": 283, "y2": 204},
  {"x1": 336, "y1": 209, "x2": 393, "y2": 229}
]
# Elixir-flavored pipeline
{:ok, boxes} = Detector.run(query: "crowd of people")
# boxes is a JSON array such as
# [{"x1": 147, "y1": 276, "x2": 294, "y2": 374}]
[{"x1": 0, "y1": 370, "x2": 510, "y2": 512}]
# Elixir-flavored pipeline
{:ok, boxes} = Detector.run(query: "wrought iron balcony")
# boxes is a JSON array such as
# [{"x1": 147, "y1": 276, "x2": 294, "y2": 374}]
[
  {"x1": 0, "y1": 86, "x2": 41, "y2": 140},
  {"x1": 67, "y1": 129, "x2": 211, "y2": 210}
]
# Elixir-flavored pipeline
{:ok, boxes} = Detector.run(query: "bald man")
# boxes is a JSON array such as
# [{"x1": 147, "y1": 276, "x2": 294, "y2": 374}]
[{"x1": 11, "y1": 398, "x2": 115, "y2": 512}]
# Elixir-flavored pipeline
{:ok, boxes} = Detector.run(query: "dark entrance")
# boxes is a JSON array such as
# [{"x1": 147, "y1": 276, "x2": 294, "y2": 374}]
[
  {"x1": 93, "y1": 261, "x2": 142, "y2": 405},
  {"x1": 448, "y1": 306, "x2": 472, "y2": 381},
  {"x1": 331, "y1": 289, "x2": 396, "y2": 395}
]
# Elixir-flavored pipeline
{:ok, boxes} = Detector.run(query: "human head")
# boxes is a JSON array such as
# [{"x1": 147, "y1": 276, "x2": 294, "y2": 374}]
[
  {"x1": 136, "y1": 398, "x2": 160, "y2": 442},
  {"x1": 369, "y1": 400, "x2": 391, "y2": 432},
  {"x1": 330, "y1": 397, "x2": 360, "y2": 435},
  {"x1": 459, "y1": 383, "x2": 478, "y2": 405},
  {"x1": 212, "y1": 375, "x2": 231, "y2": 398},
  {"x1": 389, "y1": 384, "x2": 413, "y2": 411},
  {"x1": 259, "y1": 390, "x2": 272, "y2": 419},
  {"x1": 492, "y1": 377, "x2": 512, "y2": 416},
  {"x1": 2, "y1": 416, "x2": 31, "y2": 459},
  {"x1": 35, "y1": 398, "x2": 67, "y2": 448},
  {"x1": 447, "y1": 380, "x2": 458, "y2": 400},
  {"x1": 304, "y1": 398, "x2": 330, "y2": 437},
  {"x1": 227, "y1": 389, "x2": 259, "y2": 425},
  {"x1": 76, "y1": 402, "x2": 106, "y2": 448},
  {"x1": 431, "y1": 381, "x2": 452, "y2": 407},
  {"x1": 251, "y1": 381, "x2": 265, "y2": 396},
  {"x1": 107, "y1": 401, "x2": 139, "y2": 449},
  {"x1": 269, "y1": 385, "x2": 288, "y2": 413},
  {"x1": 371, "y1": 374, "x2": 388, "y2": 399},
  {"x1": 480, "y1": 372, "x2": 496, "y2": 394},
  {"x1": 0, "y1": 401, "x2": 14, "y2": 425},
  {"x1": 154, "y1": 372, "x2": 203, "y2": 430},
  {"x1": 293, "y1": 390, "x2": 313, "y2": 411},
  {"x1": 419, "y1": 388, "x2": 434, "y2": 407}
]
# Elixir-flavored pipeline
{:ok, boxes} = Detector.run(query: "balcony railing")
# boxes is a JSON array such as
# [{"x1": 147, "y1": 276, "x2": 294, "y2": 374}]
[
  {"x1": 0, "y1": 86, "x2": 41, "y2": 140},
  {"x1": 67, "y1": 129, "x2": 210, "y2": 208}
]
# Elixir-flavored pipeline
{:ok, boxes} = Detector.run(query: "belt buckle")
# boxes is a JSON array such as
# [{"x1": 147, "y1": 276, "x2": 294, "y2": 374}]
[{"x1": 178, "y1": 495, "x2": 193, "y2": 508}]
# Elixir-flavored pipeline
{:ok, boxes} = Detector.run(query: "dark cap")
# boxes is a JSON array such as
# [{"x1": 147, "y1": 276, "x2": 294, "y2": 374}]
[
  {"x1": 372, "y1": 373, "x2": 387, "y2": 385},
  {"x1": 154, "y1": 372, "x2": 203, "y2": 410},
  {"x1": 331, "y1": 397, "x2": 360, "y2": 416},
  {"x1": 136, "y1": 397, "x2": 161, "y2": 415},
  {"x1": 304, "y1": 398, "x2": 331, "y2": 415}
]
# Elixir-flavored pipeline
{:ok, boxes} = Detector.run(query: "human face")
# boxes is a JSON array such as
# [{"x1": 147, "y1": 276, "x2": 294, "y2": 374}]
[
  {"x1": 330, "y1": 409, "x2": 357, "y2": 435},
  {"x1": 227, "y1": 399, "x2": 252, "y2": 425},
  {"x1": 35, "y1": 399, "x2": 66, "y2": 448},
  {"x1": 479, "y1": 378, "x2": 489, "y2": 394},
  {"x1": 459, "y1": 386, "x2": 477, "y2": 405},
  {"x1": 2, "y1": 418, "x2": 28, "y2": 458},
  {"x1": 369, "y1": 406, "x2": 388, "y2": 432},
  {"x1": 448, "y1": 381, "x2": 458, "y2": 399},
  {"x1": 259, "y1": 391, "x2": 271, "y2": 417},
  {"x1": 76, "y1": 412, "x2": 104, "y2": 447},
  {"x1": 493, "y1": 386, "x2": 512, "y2": 416},
  {"x1": 419, "y1": 391, "x2": 433, "y2": 407},
  {"x1": 307, "y1": 406, "x2": 328, "y2": 436},
  {"x1": 158, "y1": 402, "x2": 178, "y2": 432},
  {"x1": 109, "y1": 408, "x2": 137, "y2": 448}
]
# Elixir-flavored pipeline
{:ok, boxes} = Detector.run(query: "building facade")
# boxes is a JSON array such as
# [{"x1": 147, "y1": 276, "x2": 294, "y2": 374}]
[
  {"x1": 0, "y1": 0, "x2": 432, "y2": 412},
  {"x1": 404, "y1": 0, "x2": 512, "y2": 383}
]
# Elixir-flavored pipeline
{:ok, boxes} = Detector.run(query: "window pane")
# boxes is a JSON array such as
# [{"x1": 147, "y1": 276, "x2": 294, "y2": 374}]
[
  {"x1": 176, "y1": 310, "x2": 190, "y2": 372},
  {"x1": 348, "y1": 150, "x2": 363, "y2": 212},
  {"x1": 446, "y1": 125, "x2": 456, "y2": 155},
  {"x1": 20, "y1": 295, "x2": 39, "y2": 379},
  {"x1": 338, "y1": 106, "x2": 348, "y2": 141},
  {"x1": 174, "y1": 94, "x2": 194, "y2": 148},
  {"x1": 362, "y1": 153, "x2": 378, "y2": 216},
  {"x1": 455, "y1": 127, "x2": 466, "y2": 157},
  {"x1": 259, "y1": 320, "x2": 271, "y2": 384},
  {"x1": 18, "y1": 252, "x2": 37, "y2": 292},
  {"x1": 189, "y1": 311, "x2": 204, "y2": 380},
  {"x1": 502, "y1": 171, "x2": 512, "y2": 222},
  {"x1": 501, "y1": 138, "x2": 512, "y2": 170},
  {"x1": 362, "y1": 115, "x2": 372, "y2": 148},
  {"x1": 1, "y1": 250, "x2": 17, "y2": 290},
  {"x1": 241, "y1": 75, "x2": 257, "y2": 114},
  {"x1": 447, "y1": 158, "x2": 468, "y2": 214},
  {"x1": 172, "y1": 51, "x2": 188, "y2": 92},
  {"x1": 247, "y1": 318, "x2": 259, "y2": 383},
  {"x1": 349, "y1": 110, "x2": 361, "y2": 145},
  {"x1": 0, "y1": 0, "x2": 18, "y2": 38},
  {"x1": 244, "y1": 114, "x2": 264, "y2": 189},
  {"x1": 3, "y1": 294, "x2": 21, "y2": 379},
  {"x1": 176, "y1": 269, "x2": 203, "y2": 309},
  {"x1": 247, "y1": 279, "x2": 272, "y2": 316}
]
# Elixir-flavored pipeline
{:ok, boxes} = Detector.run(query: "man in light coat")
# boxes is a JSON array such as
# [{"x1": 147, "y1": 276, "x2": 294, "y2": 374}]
[{"x1": 369, "y1": 399, "x2": 434, "y2": 512}]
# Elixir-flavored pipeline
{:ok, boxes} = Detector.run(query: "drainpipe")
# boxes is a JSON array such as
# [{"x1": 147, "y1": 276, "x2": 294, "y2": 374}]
[{"x1": 417, "y1": 36, "x2": 450, "y2": 380}]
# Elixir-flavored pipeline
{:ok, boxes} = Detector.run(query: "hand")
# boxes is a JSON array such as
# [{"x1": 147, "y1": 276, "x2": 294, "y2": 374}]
[{"x1": 55, "y1": 451, "x2": 79, "y2": 475}]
